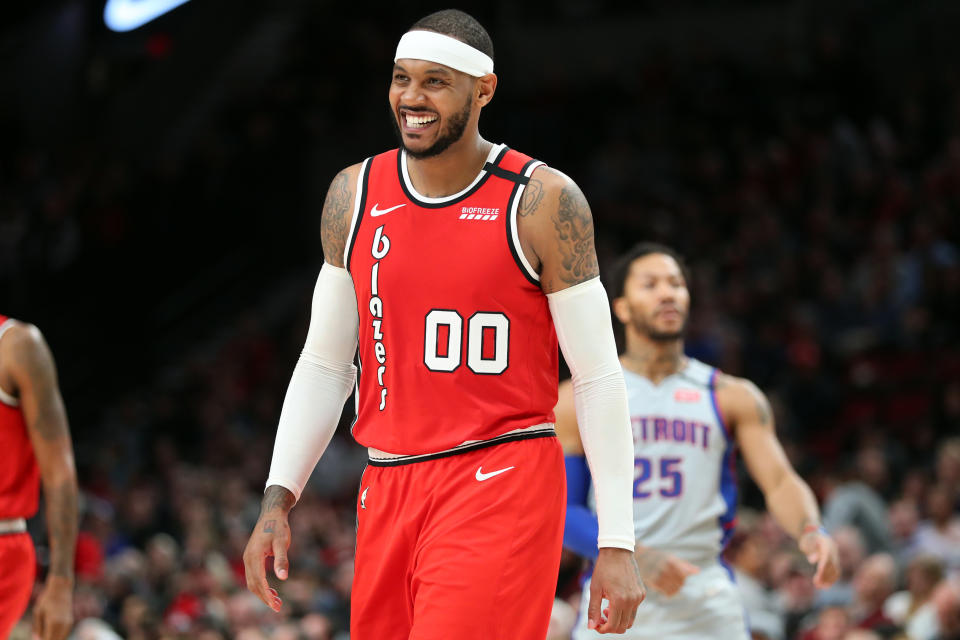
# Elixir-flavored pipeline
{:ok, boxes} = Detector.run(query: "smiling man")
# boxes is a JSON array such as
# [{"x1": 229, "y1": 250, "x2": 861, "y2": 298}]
[{"x1": 242, "y1": 9, "x2": 645, "y2": 640}]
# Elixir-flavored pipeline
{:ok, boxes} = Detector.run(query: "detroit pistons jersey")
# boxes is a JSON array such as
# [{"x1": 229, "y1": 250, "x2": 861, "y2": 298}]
[
  {"x1": 592, "y1": 358, "x2": 737, "y2": 565},
  {"x1": 343, "y1": 144, "x2": 558, "y2": 458},
  {"x1": 0, "y1": 316, "x2": 40, "y2": 519}
]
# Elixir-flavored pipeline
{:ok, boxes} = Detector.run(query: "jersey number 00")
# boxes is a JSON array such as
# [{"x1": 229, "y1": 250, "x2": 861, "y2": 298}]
[{"x1": 423, "y1": 310, "x2": 510, "y2": 375}]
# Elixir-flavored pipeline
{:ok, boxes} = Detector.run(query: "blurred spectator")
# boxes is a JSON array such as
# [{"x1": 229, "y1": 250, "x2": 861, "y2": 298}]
[
  {"x1": 936, "y1": 440, "x2": 960, "y2": 503},
  {"x1": 817, "y1": 527, "x2": 868, "y2": 608},
  {"x1": 889, "y1": 499, "x2": 922, "y2": 569},
  {"x1": 884, "y1": 555, "x2": 945, "y2": 640},
  {"x1": 931, "y1": 579, "x2": 960, "y2": 640},
  {"x1": 800, "y1": 606, "x2": 851, "y2": 640},
  {"x1": 915, "y1": 485, "x2": 960, "y2": 574},
  {"x1": 822, "y1": 450, "x2": 894, "y2": 554},
  {"x1": 849, "y1": 554, "x2": 897, "y2": 631},
  {"x1": 730, "y1": 514, "x2": 786, "y2": 640}
]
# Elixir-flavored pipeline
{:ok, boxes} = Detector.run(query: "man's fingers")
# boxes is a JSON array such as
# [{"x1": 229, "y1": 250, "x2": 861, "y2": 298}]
[
  {"x1": 268, "y1": 587, "x2": 283, "y2": 610},
  {"x1": 813, "y1": 550, "x2": 828, "y2": 584},
  {"x1": 244, "y1": 539, "x2": 279, "y2": 611},
  {"x1": 678, "y1": 559, "x2": 700, "y2": 576},
  {"x1": 662, "y1": 578, "x2": 681, "y2": 596},
  {"x1": 814, "y1": 539, "x2": 838, "y2": 587},
  {"x1": 48, "y1": 618, "x2": 72, "y2": 640},
  {"x1": 33, "y1": 605, "x2": 46, "y2": 640},
  {"x1": 586, "y1": 584, "x2": 603, "y2": 630},
  {"x1": 596, "y1": 598, "x2": 628, "y2": 634},
  {"x1": 272, "y1": 536, "x2": 290, "y2": 580}
]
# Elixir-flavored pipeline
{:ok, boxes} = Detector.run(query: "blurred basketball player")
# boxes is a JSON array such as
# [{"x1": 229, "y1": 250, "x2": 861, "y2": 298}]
[
  {"x1": 0, "y1": 316, "x2": 77, "y2": 640},
  {"x1": 559, "y1": 244, "x2": 840, "y2": 639},
  {"x1": 242, "y1": 9, "x2": 644, "y2": 639}
]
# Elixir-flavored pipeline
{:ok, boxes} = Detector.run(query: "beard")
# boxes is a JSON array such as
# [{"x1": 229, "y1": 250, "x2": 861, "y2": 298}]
[
  {"x1": 634, "y1": 315, "x2": 687, "y2": 342},
  {"x1": 391, "y1": 96, "x2": 472, "y2": 159}
]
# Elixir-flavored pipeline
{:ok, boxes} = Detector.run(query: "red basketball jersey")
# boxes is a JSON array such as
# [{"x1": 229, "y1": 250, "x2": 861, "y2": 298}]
[
  {"x1": 0, "y1": 316, "x2": 40, "y2": 519},
  {"x1": 344, "y1": 144, "x2": 558, "y2": 456}
]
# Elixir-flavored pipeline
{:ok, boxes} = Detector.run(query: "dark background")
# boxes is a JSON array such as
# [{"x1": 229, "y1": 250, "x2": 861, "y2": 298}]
[{"x1": 2, "y1": 2, "x2": 959, "y2": 639}]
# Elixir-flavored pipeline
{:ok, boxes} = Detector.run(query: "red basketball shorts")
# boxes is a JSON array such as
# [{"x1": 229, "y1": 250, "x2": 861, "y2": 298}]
[
  {"x1": 351, "y1": 435, "x2": 566, "y2": 640},
  {"x1": 0, "y1": 532, "x2": 36, "y2": 638}
]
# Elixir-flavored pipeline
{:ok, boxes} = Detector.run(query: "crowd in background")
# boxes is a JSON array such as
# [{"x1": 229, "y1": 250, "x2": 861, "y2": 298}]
[{"x1": 3, "y1": 3, "x2": 960, "y2": 640}]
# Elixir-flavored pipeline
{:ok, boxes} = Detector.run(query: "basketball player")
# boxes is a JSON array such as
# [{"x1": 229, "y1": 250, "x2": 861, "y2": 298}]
[
  {"x1": 0, "y1": 316, "x2": 77, "y2": 640},
  {"x1": 242, "y1": 9, "x2": 645, "y2": 639},
  {"x1": 560, "y1": 244, "x2": 841, "y2": 639}
]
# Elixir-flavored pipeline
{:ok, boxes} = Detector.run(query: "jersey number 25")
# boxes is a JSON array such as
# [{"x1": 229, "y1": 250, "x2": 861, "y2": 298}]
[{"x1": 634, "y1": 456, "x2": 683, "y2": 499}]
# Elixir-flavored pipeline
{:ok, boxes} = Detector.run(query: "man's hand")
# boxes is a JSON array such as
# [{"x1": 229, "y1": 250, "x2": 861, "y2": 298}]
[
  {"x1": 33, "y1": 575, "x2": 73, "y2": 640},
  {"x1": 243, "y1": 486, "x2": 295, "y2": 612},
  {"x1": 588, "y1": 547, "x2": 646, "y2": 634},
  {"x1": 634, "y1": 546, "x2": 699, "y2": 597},
  {"x1": 798, "y1": 528, "x2": 839, "y2": 588}
]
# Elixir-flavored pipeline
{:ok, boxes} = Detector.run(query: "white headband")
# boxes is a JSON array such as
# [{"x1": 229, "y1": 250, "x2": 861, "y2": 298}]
[{"x1": 394, "y1": 30, "x2": 494, "y2": 77}]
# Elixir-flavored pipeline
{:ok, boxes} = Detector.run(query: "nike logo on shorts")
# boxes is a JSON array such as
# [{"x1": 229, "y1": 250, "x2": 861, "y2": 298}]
[
  {"x1": 475, "y1": 466, "x2": 515, "y2": 481},
  {"x1": 370, "y1": 203, "x2": 406, "y2": 217}
]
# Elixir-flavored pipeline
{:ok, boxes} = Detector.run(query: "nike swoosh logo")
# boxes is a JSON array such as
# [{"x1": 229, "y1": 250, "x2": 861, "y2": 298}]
[
  {"x1": 104, "y1": 0, "x2": 193, "y2": 32},
  {"x1": 476, "y1": 466, "x2": 515, "y2": 481},
  {"x1": 370, "y1": 203, "x2": 406, "y2": 217}
]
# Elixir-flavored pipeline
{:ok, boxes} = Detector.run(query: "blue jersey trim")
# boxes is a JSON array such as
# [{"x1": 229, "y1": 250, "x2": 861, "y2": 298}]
[
  {"x1": 711, "y1": 367, "x2": 738, "y2": 552},
  {"x1": 563, "y1": 455, "x2": 600, "y2": 561},
  {"x1": 709, "y1": 368, "x2": 732, "y2": 443}
]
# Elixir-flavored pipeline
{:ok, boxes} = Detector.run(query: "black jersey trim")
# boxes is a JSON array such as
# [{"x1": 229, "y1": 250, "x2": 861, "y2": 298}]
[
  {"x1": 483, "y1": 162, "x2": 530, "y2": 185},
  {"x1": 367, "y1": 428, "x2": 556, "y2": 466},
  {"x1": 505, "y1": 158, "x2": 542, "y2": 287},
  {"x1": 397, "y1": 145, "x2": 510, "y2": 209},
  {"x1": 349, "y1": 351, "x2": 362, "y2": 437},
  {"x1": 345, "y1": 158, "x2": 372, "y2": 273}
]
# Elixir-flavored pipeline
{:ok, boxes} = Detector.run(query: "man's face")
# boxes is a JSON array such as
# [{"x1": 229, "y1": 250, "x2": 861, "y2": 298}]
[
  {"x1": 389, "y1": 59, "x2": 476, "y2": 158},
  {"x1": 613, "y1": 253, "x2": 690, "y2": 341}
]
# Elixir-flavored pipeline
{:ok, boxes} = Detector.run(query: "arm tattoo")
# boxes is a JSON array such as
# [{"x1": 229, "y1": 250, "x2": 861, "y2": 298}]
[
  {"x1": 518, "y1": 178, "x2": 545, "y2": 217},
  {"x1": 320, "y1": 170, "x2": 352, "y2": 267},
  {"x1": 262, "y1": 485, "x2": 296, "y2": 514},
  {"x1": 550, "y1": 185, "x2": 600, "y2": 287},
  {"x1": 755, "y1": 396, "x2": 772, "y2": 425},
  {"x1": 45, "y1": 481, "x2": 78, "y2": 578},
  {"x1": 263, "y1": 519, "x2": 277, "y2": 533}
]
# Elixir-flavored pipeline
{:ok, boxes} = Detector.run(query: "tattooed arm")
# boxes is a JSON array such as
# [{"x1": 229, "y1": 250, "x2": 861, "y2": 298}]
[
  {"x1": 320, "y1": 164, "x2": 362, "y2": 268},
  {"x1": 243, "y1": 164, "x2": 361, "y2": 613},
  {"x1": 3, "y1": 323, "x2": 77, "y2": 640},
  {"x1": 516, "y1": 168, "x2": 599, "y2": 294},
  {"x1": 527, "y1": 171, "x2": 645, "y2": 632},
  {"x1": 718, "y1": 374, "x2": 839, "y2": 587}
]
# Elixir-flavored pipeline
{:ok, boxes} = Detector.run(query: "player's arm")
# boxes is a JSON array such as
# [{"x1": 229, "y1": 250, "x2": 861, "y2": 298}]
[
  {"x1": 556, "y1": 379, "x2": 601, "y2": 560},
  {"x1": 4, "y1": 323, "x2": 77, "y2": 640},
  {"x1": 558, "y1": 378, "x2": 699, "y2": 596},
  {"x1": 718, "y1": 374, "x2": 839, "y2": 588},
  {"x1": 243, "y1": 164, "x2": 363, "y2": 612},
  {"x1": 522, "y1": 168, "x2": 644, "y2": 633}
]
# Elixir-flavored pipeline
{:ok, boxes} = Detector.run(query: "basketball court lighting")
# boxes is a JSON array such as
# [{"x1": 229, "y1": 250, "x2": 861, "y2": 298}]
[{"x1": 104, "y1": 0, "x2": 193, "y2": 32}]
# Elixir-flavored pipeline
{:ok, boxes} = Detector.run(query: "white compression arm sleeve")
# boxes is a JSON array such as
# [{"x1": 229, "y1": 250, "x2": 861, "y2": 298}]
[
  {"x1": 265, "y1": 263, "x2": 359, "y2": 501},
  {"x1": 548, "y1": 278, "x2": 636, "y2": 551}
]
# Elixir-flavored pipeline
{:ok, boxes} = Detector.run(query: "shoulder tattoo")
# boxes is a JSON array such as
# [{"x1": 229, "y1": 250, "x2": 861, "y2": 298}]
[
  {"x1": 320, "y1": 170, "x2": 352, "y2": 267},
  {"x1": 518, "y1": 177, "x2": 545, "y2": 217},
  {"x1": 551, "y1": 184, "x2": 600, "y2": 287}
]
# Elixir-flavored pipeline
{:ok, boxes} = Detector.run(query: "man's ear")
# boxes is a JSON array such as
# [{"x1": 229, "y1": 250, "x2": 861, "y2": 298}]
[
  {"x1": 475, "y1": 73, "x2": 497, "y2": 107},
  {"x1": 611, "y1": 296, "x2": 631, "y2": 326}
]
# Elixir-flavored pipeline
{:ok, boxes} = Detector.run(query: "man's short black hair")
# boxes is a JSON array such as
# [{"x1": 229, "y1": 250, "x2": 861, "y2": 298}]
[
  {"x1": 606, "y1": 242, "x2": 691, "y2": 299},
  {"x1": 410, "y1": 9, "x2": 494, "y2": 62}
]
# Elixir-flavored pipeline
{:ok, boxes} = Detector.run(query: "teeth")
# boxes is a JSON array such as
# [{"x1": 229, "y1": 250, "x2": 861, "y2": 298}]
[{"x1": 405, "y1": 114, "x2": 437, "y2": 127}]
